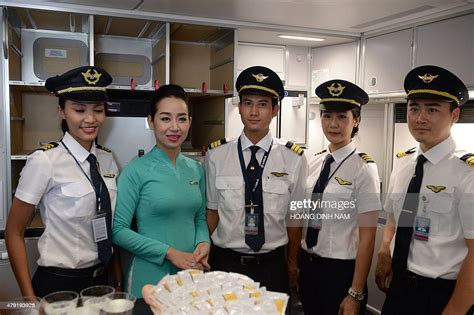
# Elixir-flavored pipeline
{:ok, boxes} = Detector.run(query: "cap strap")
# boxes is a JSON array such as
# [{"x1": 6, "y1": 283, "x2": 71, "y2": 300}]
[
  {"x1": 319, "y1": 97, "x2": 361, "y2": 107},
  {"x1": 57, "y1": 86, "x2": 107, "y2": 95},
  {"x1": 239, "y1": 85, "x2": 280, "y2": 100},
  {"x1": 407, "y1": 89, "x2": 460, "y2": 105}
]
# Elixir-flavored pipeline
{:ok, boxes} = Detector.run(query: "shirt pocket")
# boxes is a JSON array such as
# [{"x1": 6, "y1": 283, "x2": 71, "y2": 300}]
[
  {"x1": 323, "y1": 182, "x2": 354, "y2": 213},
  {"x1": 263, "y1": 178, "x2": 290, "y2": 213},
  {"x1": 216, "y1": 176, "x2": 244, "y2": 211},
  {"x1": 425, "y1": 189, "x2": 455, "y2": 236},
  {"x1": 60, "y1": 182, "x2": 95, "y2": 218}
]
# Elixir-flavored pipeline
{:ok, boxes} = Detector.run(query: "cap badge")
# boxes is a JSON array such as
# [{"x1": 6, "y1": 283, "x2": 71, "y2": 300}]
[
  {"x1": 81, "y1": 69, "x2": 102, "y2": 85},
  {"x1": 252, "y1": 73, "x2": 269, "y2": 83},
  {"x1": 327, "y1": 82, "x2": 345, "y2": 97},
  {"x1": 418, "y1": 73, "x2": 439, "y2": 83}
]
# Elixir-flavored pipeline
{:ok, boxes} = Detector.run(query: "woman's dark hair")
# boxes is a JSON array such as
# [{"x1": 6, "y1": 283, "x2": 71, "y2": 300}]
[
  {"x1": 150, "y1": 84, "x2": 189, "y2": 118},
  {"x1": 350, "y1": 107, "x2": 361, "y2": 138},
  {"x1": 59, "y1": 96, "x2": 68, "y2": 133},
  {"x1": 320, "y1": 106, "x2": 361, "y2": 138}
]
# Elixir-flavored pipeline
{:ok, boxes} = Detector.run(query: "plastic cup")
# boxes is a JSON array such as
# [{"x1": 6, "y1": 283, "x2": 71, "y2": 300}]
[
  {"x1": 100, "y1": 292, "x2": 136, "y2": 315},
  {"x1": 40, "y1": 291, "x2": 78, "y2": 315}
]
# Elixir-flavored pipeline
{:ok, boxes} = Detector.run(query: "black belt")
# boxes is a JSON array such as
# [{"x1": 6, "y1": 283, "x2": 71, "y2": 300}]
[
  {"x1": 38, "y1": 264, "x2": 105, "y2": 278},
  {"x1": 404, "y1": 271, "x2": 455, "y2": 289},
  {"x1": 213, "y1": 245, "x2": 286, "y2": 266}
]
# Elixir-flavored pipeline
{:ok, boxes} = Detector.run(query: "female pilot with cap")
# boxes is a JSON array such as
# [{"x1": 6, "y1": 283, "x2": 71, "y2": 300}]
[
  {"x1": 5, "y1": 66, "x2": 121, "y2": 297},
  {"x1": 298, "y1": 80, "x2": 381, "y2": 315}
]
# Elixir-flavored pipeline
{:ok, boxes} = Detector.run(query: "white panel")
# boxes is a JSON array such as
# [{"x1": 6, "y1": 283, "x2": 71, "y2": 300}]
[
  {"x1": 1, "y1": 8, "x2": 6, "y2": 229},
  {"x1": 364, "y1": 29, "x2": 413, "y2": 93},
  {"x1": 280, "y1": 93, "x2": 306, "y2": 144},
  {"x1": 100, "y1": 117, "x2": 156, "y2": 170},
  {"x1": 286, "y1": 46, "x2": 309, "y2": 87},
  {"x1": 237, "y1": 43, "x2": 285, "y2": 81},
  {"x1": 416, "y1": 14, "x2": 474, "y2": 87},
  {"x1": 311, "y1": 42, "x2": 358, "y2": 96},
  {"x1": 224, "y1": 98, "x2": 277, "y2": 140},
  {"x1": 353, "y1": 103, "x2": 385, "y2": 180},
  {"x1": 306, "y1": 104, "x2": 325, "y2": 155}
]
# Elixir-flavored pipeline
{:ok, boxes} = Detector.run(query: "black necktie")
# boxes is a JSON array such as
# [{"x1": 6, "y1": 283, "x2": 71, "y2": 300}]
[
  {"x1": 245, "y1": 146, "x2": 265, "y2": 252},
  {"x1": 392, "y1": 154, "x2": 427, "y2": 274},
  {"x1": 87, "y1": 154, "x2": 113, "y2": 265},
  {"x1": 305, "y1": 154, "x2": 334, "y2": 249}
]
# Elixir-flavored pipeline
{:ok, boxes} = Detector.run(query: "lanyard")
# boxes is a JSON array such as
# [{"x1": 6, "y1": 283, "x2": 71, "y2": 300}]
[
  {"x1": 237, "y1": 137, "x2": 272, "y2": 197},
  {"x1": 61, "y1": 140, "x2": 104, "y2": 212},
  {"x1": 316, "y1": 148, "x2": 356, "y2": 193}
]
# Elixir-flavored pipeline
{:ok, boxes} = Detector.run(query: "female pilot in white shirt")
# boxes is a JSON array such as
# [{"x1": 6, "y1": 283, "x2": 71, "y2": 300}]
[
  {"x1": 5, "y1": 66, "x2": 121, "y2": 297},
  {"x1": 298, "y1": 79, "x2": 381, "y2": 315}
]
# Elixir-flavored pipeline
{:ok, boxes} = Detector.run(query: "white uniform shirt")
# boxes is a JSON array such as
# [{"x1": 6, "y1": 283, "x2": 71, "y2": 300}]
[
  {"x1": 301, "y1": 142, "x2": 382, "y2": 259},
  {"x1": 205, "y1": 132, "x2": 307, "y2": 253},
  {"x1": 385, "y1": 136, "x2": 474, "y2": 279},
  {"x1": 15, "y1": 132, "x2": 118, "y2": 269}
]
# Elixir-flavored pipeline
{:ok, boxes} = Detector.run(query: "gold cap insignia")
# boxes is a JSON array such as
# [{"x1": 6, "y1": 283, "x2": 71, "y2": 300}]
[
  {"x1": 327, "y1": 82, "x2": 345, "y2": 97},
  {"x1": 81, "y1": 69, "x2": 102, "y2": 85},
  {"x1": 418, "y1": 73, "x2": 439, "y2": 83},
  {"x1": 426, "y1": 185, "x2": 446, "y2": 193},
  {"x1": 252, "y1": 73, "x2": 269, "y2": 83}
]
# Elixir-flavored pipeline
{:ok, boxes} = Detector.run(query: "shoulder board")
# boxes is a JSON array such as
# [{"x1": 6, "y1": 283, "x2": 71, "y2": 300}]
[
  {"x1": 36, "y1": 142, "x2": 58, "y2": 151},
  {"x1": 315, "y1": 149, "x2": 327, "y2": 156},
  {"x1": 96, "y1": 144, "x2": 112, "y2": 152},
  {"x1": 459, "y1": 153, "x2": 474, "y2": 167},
  {"x1": 285, "y1": 141, "x2": 304, "y2": 156},
  {"x1": 396, "y1": 147, "x2": 416, "y2": 158},
  {"x1": 358, "y1": 152, "x2": 375, "y2": 163},
  {"x1": 208, "y1": 138, "x2": 228, "y2": 150}
]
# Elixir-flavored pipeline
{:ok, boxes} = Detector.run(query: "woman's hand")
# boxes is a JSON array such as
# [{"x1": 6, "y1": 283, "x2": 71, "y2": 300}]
[
  {"x1": 142, "y1": 284, "x2": 162, "y2": 314},
  {"x1": 338, "y1": 295, "x2": 360, "y2": 315},
  {"x1": 193, "y1": 242, "x2": 210, "y2": 270},
  {"x1": 166, "y1": 247, "x2": 199, "y2": 270}
]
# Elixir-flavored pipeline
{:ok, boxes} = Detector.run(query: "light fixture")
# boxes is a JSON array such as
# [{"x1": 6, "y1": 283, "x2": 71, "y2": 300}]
[{"x1": 278, "y1": 35, "x2": 325, "y2": 42}]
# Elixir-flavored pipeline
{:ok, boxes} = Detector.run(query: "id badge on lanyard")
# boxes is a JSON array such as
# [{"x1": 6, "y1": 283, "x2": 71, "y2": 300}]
[
  {"x1": 414, "y1": 196, "x2": 430, "y2": 241},
  {"x1": 92, "y1": 213, "x2": 108, "y2": 242}
]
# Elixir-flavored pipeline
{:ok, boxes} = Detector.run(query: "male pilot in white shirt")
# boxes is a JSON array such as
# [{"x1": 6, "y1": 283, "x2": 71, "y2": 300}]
[
  {"x1": 376, "y1": 65, "x2": 474, "y2": 315},
  {"x1": 205, "y1": 66, "x2": 307, "y2": 293}
]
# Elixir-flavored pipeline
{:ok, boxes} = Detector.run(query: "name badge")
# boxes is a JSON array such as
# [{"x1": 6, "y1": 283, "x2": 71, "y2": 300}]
[
  {"x1": 414, "y1": 216, "x2": 430, "y2": 241},
  {"x1": 92, "y1": 213, "x2": 108, "y2": 243},
  {"x1": 245, "y1": 213, "x2": 259, "y2": 235}
]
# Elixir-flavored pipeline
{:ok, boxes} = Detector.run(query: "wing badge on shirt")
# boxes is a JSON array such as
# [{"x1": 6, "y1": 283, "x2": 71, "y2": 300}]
[
  {"x1": 103, "y1": 173, "x2": 116, "y2": 178},
  {"x1": 335, "y1": 177, "x2": 352, "y2": 185},
  {"x1": 189, "y1": 179, "x2": 199, "y2": 185},
  {"x1": 270, "y1": 172, "x2": 289, "y2": 177},
  {"x1": 426, "y1": 185, "x2": 446, "y2": 193}
]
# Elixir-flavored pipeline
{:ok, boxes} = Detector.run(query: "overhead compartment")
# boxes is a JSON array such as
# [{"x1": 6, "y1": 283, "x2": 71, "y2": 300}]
[{"x1": 94, "y1": 16, "x2": 166, "y2": 89}]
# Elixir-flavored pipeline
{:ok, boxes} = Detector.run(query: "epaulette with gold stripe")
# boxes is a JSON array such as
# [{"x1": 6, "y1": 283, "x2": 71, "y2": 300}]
[
  {"x1": 315, "y1": 149, "x2": 327, "y2": 156},
  {"x1": 358, "y1": 152, "x2": 375, "y2": 163},
  {"x1": 96, "y1": 144, "x2": 112, "y2": 152},
  {"x1": 396, "y1": 147, "x2": 416, "y2": 158},
  {"x1": 36, "y1": 142, "x2": 58, "y2": 151},
  {"x1": 459, "y1": 153, "x2": 474, "y2": 167},
  {"x1": 208, "y1": 138, "x2": 228, "y2": 150},
  {"x1": 285, "y1": 141, "x2": 304, "y2": 156}
]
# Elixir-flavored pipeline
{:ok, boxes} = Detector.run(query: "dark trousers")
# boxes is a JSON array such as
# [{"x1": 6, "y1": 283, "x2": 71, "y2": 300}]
[
  {"x1": 298, "y1": 250, "x2": 367, "y2": 315},
  {"x1": 210, "y1": 245, "x2": 289, "y2": 293},
  {"x1": 382, "y1": 271, "x2": 474, "y2": 315},
  {"x1": 32, "y1": 265, "x2": 108, "y2": 297}
]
